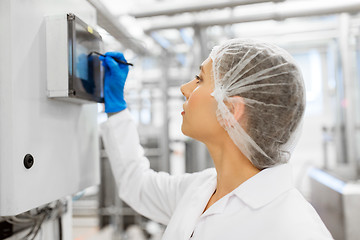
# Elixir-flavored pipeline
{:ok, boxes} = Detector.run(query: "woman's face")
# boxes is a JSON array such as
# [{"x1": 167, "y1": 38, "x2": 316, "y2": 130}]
[{"x1": 180, "y1": 57, "x2": 224, "y2": 142}]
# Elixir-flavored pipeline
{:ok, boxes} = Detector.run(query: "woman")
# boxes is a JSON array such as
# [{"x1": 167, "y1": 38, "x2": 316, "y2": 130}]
[{"x1": 100, "y1": 39, "x2": 333, "y2": 239}]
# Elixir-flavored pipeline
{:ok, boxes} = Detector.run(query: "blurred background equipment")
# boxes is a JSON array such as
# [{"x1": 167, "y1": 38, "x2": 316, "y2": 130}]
[{"x1": 1, "y1": 0, "x2": 360, "y2": 239}]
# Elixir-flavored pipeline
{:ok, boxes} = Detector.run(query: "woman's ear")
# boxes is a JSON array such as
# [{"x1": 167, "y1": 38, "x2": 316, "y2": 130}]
[{"x1": 228, "y1": 96, "x2": 245, "y2": 121}]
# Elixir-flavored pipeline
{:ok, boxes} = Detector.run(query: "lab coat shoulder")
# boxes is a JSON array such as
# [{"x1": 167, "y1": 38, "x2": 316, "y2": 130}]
[
  {"x1": 207, "y1": 164, "x2": 334, "y2": 240},
  {"x1": 258, "y1": 188, "x2": 334, "y2": 239},
  {"x1": 100, "y1": 109, "x2": 216, "y2": 225},
  {"x1": 176, "y1": 168, "x2": 217, "y2": 198},
  {"x1": 134, "y1": 167, "x2": 216, "y2": 226},
  {"x1": 214, "y1": 189, "x2": 333, "y2": 240}
]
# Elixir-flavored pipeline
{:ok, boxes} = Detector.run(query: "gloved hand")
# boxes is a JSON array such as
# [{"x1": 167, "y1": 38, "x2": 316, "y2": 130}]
[{"x1": 99, "y1": 52, "x2": 129, "y2": 113}]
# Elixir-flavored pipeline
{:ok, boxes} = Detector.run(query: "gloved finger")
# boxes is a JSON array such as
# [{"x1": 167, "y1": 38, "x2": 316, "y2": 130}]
[
  {"x1": 105, "y1": 52, "x2": 127, "y2": 62},
  {"x1": 99, "y1": 55, "x2": 107, "y2": 67},
  {"x1": 103, "y1": 63, "x2": 110, "y2": 73},
  {"x1": 101, "y1": 59, "x2": 110, "y2": 69},
  {"x1": 104, "y1": 55, "x2": 120, "y2": 70}
]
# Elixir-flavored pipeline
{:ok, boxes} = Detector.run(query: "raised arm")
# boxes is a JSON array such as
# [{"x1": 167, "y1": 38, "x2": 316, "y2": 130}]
[
  {"x1": 99, "y1": 52, "x2": 201, "y2": 224},
  {"x1": 101, "y1": 110, "x2": 200, "y2": 224}
]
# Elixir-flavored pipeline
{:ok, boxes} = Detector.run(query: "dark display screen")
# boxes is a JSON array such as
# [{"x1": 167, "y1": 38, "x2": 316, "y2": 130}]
[
  {"x1": 76, "y1": 45, "x2": 89, "y2": 82},
  {"x1": 68, "y1": 14, "x2": 103, "y2": 103}
]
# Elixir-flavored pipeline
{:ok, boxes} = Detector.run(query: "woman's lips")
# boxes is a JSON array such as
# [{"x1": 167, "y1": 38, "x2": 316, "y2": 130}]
[{"x1": 181, "y1": 111, "x2": 185, "y2": 115}]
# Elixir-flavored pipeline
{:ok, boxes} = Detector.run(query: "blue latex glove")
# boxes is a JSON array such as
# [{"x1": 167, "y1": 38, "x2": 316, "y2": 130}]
[{"x1": 99, "y1": 52, "x2": 129, "y2": 113}]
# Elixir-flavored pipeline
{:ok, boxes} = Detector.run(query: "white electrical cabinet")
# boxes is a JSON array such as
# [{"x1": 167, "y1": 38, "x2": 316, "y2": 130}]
[
  {"x1": 0, "y1": 0, "x2": 100, "y2": 216},
  {"x1": 46, "y1": 13, "x2": 104, "y2": 103}
]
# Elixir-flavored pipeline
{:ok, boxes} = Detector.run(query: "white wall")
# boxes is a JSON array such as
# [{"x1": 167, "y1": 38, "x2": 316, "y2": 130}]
[{"x1": 0, "y1": 0, "x2": 101, "y2": 239}]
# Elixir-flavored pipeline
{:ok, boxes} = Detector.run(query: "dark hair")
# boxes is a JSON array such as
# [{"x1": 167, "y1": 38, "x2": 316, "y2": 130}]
[{"x1": 212, "y1": 39, "x2": 305, "y2": 169}]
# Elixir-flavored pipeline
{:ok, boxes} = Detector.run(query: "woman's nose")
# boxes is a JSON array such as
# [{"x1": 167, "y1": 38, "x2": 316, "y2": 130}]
[
  {"x1": 180, "y1": 83, "x2": 189, "y2": 100},
  {"x1": 181, "y1": 79, "x2": 196, "y2": 100}
]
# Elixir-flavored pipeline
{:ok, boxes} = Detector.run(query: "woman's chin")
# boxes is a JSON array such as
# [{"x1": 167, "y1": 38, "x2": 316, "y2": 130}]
[
  {"x1": 181, "y1": 124, "x2": 187, "y2": 136},
  {"x1": 181, "y1": 124, "x2": 193, "y2": 138}
]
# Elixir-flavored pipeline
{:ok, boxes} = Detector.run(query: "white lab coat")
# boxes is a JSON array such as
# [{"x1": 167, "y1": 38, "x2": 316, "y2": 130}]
[{"x1": 100, "y1": 109, "x2": 333, "y2": 240}]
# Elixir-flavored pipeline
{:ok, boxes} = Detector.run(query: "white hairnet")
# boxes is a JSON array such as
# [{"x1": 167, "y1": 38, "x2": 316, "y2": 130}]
[{"x1": 209, "y1": 39, "x2": 305, "y2": 170}]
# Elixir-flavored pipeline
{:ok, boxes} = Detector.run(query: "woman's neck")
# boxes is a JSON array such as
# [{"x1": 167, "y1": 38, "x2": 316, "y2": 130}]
[{"x1": 205, "y1": 136, "x2": 260, "y2": 199}]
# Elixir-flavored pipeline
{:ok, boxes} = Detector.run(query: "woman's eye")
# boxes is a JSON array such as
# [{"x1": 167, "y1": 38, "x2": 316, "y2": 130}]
[{"x1": 195, "y1": 75, "x2": 201, "y2": 83}]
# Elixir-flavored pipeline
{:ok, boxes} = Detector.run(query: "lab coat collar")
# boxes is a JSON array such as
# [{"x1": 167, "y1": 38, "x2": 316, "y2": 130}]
[
  {"x1": 200, "y1": 192, "x2": 229, "y2": 218},
  {"x1": 201, "y1": 164, "x2": 294, "y2": 218},
  {"x1": 233, "y1": 163, "x2": 294, "y2": 209},
  {"x1": 162, "y1": 170, "x2": 218, "y2": 240}
]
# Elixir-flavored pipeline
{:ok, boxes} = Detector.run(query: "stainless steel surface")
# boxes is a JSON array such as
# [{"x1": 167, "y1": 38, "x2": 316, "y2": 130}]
[
  {"x1": 99, "y1": 138, "x2": 123, "y2": 236},
  {"x1": 143, "y1": 1, "x2": 360, "y2": 32},
  {"x1": 159, "y1": 50, "x2": 171, "y2": 173},
  {"x1": 339, "y1": 14, "x2": 356, "y2": 170},
  {"x1": 185, "y1": 140, "x2": 212, "y2": 173},
  {"x1": 309, "y1": 168, "x2": 360, "y2": 240},
  {"x1": 130, "y1": 0, "x2": 282, "y2": 18},
  {"x1": 87, "y1": 0, "x2": 149, "y2": 55}
]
